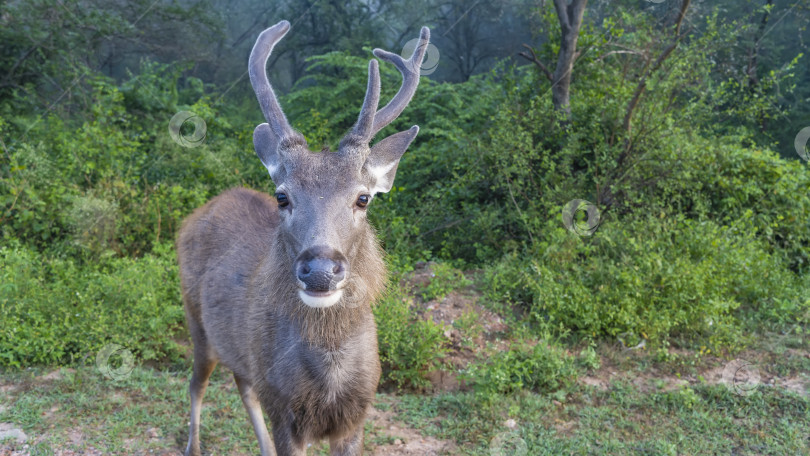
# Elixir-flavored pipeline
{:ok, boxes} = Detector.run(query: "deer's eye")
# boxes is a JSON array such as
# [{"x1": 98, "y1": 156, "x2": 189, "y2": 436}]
[
  {"x1": 356, "y1": 194, "x2": 370, "y2": 208},
  {"x1": 275, "y1": 192, "x2": 289, "y2": 208}
]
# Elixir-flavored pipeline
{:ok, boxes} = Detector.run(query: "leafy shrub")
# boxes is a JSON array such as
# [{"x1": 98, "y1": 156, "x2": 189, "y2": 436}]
[
  {"x1": 0, "y1": 69, "x2": 262, "y2": 258},
  {"x1": 0, "y1": 240, "x2": 184, "y2": 367},
  {"x1": 483, "y1": 215, "x2": 807, "y2": 347},
  {"x1": 417, "y1": 262, "x2": 472, "y2": 302},
  {"x1": 462, "y1": 338, "x2": 578, "y2": 396},
  {"x1": 373, "y1": 285, "x2": 449, "y2": 390}
]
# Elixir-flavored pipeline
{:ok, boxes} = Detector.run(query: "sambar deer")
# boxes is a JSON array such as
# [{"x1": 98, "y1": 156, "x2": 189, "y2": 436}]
[{"x1": 176, "y1": 20, "x2": 429, "y2": 456}]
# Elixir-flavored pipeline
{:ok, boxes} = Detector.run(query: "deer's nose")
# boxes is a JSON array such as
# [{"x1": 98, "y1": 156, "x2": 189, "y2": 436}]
[{"x1": 295, "y1": 247, "x2": 347, "y2": 292}]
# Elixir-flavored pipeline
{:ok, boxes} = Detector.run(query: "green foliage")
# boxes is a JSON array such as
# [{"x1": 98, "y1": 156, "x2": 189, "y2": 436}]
[
  {"x1": 417, "y1": 262, "x2": 472, "y2": 302},
  {"x1": 373, "y1": 286, "x2": 449, "y2": 390},
  {"x1": 0, "y1": 0, "x2": 223, "y2": 117},
  {"x1": 454, "y1": 308, "x2": 485, "y2": 348},
  {"x1": 0, "y1": 241, "x2": 184, "y2": 367},
  {"x1": 0, "y1": 67, "x2": 258, "y2": 257},
  {"x1": 576, "y1": 344, "x2": 601, "y2": 371},
  {"x1": 462, "y1": 339, "x2": 578, "y2": 397},
  {"x1": 483, "y1": 214, "x2": 807, "y2": 347}
]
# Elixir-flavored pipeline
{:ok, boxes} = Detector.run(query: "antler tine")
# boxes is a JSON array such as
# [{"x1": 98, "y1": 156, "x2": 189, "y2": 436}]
[
  {"x1": 351, "y1": 59, "x2": 381, "y2": 141},
  {"x1": 249, "y1": 20, "x2": 301, "y2": 143},
  {"x1": 370, "y1": 27, "x2": 430, "y2": 138}
]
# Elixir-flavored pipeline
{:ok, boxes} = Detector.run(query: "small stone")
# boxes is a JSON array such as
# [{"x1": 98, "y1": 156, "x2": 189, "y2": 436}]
[
  {"x1": 394, "y1": 439, "x2": 403, "y2": 445},
  {"x1": 0, "y1": 423, "x2": 27, "y2": 444},
  {"x1": 504, "y1": 418, "x2": 517, "y2": 429}
]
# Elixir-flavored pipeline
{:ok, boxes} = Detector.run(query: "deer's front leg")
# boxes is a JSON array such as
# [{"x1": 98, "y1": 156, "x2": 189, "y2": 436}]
[
  {"x1": 329, "y1": 423, "x2": 365, "y2": 456},
  {"x1": 235, "y1": 374, "x2": 276, "y2": 456},
  {"x1": 184, "y1": 354, "x2": 217, "y2": 456},
  {"x1": 270, "y1": 413, "x2": 307, "y2": 456}
]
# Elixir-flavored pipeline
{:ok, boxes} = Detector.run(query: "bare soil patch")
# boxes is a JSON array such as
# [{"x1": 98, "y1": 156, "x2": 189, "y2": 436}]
[
  {"x1": 367, "y1": 398, "x2": 458, "y2": 455},
  {"x1": 403, "y1": 264, "x2": 511, "y2": 393}
]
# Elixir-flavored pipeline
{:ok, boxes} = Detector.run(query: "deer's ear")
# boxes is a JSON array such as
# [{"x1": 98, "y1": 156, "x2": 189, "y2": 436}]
[
  {"x1": 364, "y1": 126, "x2": 418, "y2": 194},
  {"x1": 254, "y1": 123, "x2": 285, "y2": 182}
]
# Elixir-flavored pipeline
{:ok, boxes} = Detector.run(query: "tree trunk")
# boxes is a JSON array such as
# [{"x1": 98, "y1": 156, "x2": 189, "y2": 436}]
[
  {"x1": 551, "y1": 0, "x2": 587, "y2": 118},
  {"x1": 746, "y1": 0, "x2": 773, "y2": 89}
]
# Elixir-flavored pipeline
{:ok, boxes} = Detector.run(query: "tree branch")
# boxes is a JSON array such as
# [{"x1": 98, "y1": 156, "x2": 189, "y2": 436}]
[
  {"x1": 621, "y1": 38, "x2": 681, "y2": 136},
  {"x1": 674, "y1": 0, "x2": 691, "y2": 36},
  {"x1": 518, "y1": 44, "x2": 553, "y2": 81},
  {"x1": 553, "y1": 0, "x2": 570, "y2": 31},
  {"x1": 594, "y1": 50, "x2": 648, "y2": 63},
  {"x1": 622, "y1": 0, "x2": 692, "y2": 138}
]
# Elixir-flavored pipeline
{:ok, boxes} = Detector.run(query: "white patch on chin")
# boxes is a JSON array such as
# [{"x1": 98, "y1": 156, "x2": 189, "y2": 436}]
[{"x1": 298, "y1": 289, "x2": 343, "y2": 308}]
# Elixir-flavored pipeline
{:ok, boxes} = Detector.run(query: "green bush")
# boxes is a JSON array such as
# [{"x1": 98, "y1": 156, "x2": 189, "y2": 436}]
[
  {"x1": 0, "y1": 67, "x2": 262, "y2": 258},
  {"x1": 483, "y1": 215, "x2": 808, "y2": 347},
  {"x1": 462, "y1": 338, "x2": 578, "y2": 396},
  {"x1": 417, "y1": 262, "x2": 472, "y2": 302},
  {"x1": 0, "y1": 240, "x2": 184, "y2": 367},
  {"x1": 373, "y1": 285, "x2": 449, "y2": 390}
]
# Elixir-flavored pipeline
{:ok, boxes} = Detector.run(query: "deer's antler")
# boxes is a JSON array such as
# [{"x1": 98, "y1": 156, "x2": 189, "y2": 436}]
[
  {"x1": 249, "y1": 20, "x2": 304, "y2": 146},
  {"x1": 351, "y1": 27, "x2": 430, "y2": 143}
]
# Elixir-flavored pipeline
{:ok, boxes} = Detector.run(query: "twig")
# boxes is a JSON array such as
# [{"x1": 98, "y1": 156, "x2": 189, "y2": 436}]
[
  {"x1": 518, "y1": 44, "x2": 553, "y2": 81},
  {"x1": 506, "y1": 179, "x2": 535, "y2": 246},
  {"x1": 594, "y1": 50, "x2": 647, "y2": 63},
  {"x1": 419, "y1": 216, "x2": 474, "y2": 238}
]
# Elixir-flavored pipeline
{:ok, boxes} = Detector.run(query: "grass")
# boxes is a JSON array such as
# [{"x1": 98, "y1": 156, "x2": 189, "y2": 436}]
[
  {"x1": 0, "y1": 365, "x2": 256, "y2": 454},
  {"x1": 394, "y1": 380, "x2": 809, "y2": 455},
  {"x1": 1, "y1": 330, "x2": 807, "y2": 455}
]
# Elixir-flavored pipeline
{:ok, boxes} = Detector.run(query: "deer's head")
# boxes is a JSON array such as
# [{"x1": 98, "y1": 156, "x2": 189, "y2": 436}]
[{"x1": 249, "y1": 21, "x2": 429, "y2": 308}]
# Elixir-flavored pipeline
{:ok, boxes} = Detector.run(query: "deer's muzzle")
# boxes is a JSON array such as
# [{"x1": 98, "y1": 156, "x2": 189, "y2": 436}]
[{"x1": 294, "y1": 246, "x2": 348, "y2": 308}]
